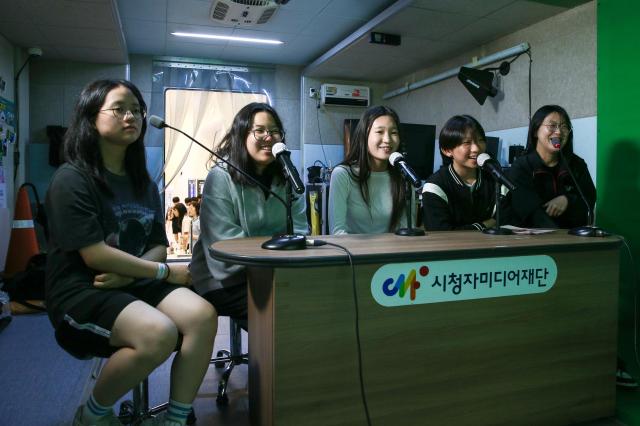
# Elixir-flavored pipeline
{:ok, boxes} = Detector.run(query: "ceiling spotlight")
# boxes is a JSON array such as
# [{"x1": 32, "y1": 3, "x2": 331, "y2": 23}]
[
  {"x1": 458, "y1": 61, "x2": 511, "y2": 105},
  {"x1": 458, "y1": 67, "x2": 497, "y2": 105}
]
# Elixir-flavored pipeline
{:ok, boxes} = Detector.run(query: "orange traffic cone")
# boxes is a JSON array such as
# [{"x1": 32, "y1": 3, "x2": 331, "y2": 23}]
[{"x1": 4, "y1": 186, "x2": 39, "y2": 278}]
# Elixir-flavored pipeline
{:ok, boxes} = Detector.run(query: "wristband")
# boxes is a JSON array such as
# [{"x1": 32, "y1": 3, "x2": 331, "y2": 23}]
[{"x1": 156, "y1": 262, "x2": 170, "y2": 280}]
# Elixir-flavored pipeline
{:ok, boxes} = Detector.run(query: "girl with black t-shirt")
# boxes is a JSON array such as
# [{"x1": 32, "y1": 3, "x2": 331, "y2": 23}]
[{"x1": 45, "y1": 79, "x2": 216, "y2": 426}]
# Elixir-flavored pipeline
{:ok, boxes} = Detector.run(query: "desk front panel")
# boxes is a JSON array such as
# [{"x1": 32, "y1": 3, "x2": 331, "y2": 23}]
[{"x1": 248, "y1": 248, "x2": 618, "y2": 426}]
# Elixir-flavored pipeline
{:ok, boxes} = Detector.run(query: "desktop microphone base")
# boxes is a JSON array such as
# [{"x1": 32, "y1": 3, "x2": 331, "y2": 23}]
[
  {"x1": 395, "y1": 227, "x2": 426, "y2": 237},
  {"x1": 483, "y1": 227, "x2": 514, "y2": 235},
  {"x1": 568, "y1": 226, "x2": 610, "y2": 237},
  {"x1": 262, "y1": 234, "x2": 307, "y2": 250}
]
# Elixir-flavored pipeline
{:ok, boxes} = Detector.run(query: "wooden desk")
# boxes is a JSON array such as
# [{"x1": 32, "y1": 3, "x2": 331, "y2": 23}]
[{"x1": 211, "y1": 231, "x2": 621, "y2": 426}]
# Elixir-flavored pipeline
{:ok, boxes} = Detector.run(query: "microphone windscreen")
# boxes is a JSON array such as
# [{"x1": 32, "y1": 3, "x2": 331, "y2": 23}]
[
  {"x1": 149, "y1": 115, "x2": 166, "y2": 129},
  {"x1": 272, "y1": 142, "x2": 288, "y2": 157},
  {"x1": 477, "y1": 153, "x2": 492, "y2": 167},
  {"x1": 388, "y1": 152, "x2": 403, "y2": 166}
]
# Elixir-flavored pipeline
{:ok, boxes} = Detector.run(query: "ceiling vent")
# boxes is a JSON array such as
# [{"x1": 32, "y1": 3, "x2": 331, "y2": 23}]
[{"x1": 210, "y1": 0, "x2": 284, "y2": 26}]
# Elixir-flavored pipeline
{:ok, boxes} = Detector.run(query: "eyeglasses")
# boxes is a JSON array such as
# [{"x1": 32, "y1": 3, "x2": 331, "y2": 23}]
[
  {"x1": 543, "y1": 123, "x2": 571, "y2": 133},
  {"x1": 251, "y1": 128, "x2": 284, "y2": 142},
  {"x1": 100, "y1": 107, "x2": 146, "y2": 120}
]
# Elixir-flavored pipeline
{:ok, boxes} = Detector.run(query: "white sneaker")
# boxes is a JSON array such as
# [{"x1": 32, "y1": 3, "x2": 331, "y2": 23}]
[
  {"x1": 72, "y1": 405, "x2": 122, "y2": 426},
  {"x1": 139, "y1": 412, "x2": 183, "y2": 426}
]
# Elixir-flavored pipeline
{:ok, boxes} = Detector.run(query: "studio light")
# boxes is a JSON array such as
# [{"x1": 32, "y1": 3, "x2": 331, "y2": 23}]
[
  {"x1": 383, "y1": 43, "x2": 529, "y2": 100},
  {"x1": 458, "y1": 61, "x2": 511, "y2": 105}
]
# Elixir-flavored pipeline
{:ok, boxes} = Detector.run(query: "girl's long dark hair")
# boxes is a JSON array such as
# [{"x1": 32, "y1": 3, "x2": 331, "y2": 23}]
[
  {"x1": 341, "y1": 105, "x2": 405, "y2": 231},
  {"x1": 214, "y1": 102, "x2": 285, "y2": 185},
  {"x1": 64, "y1": 79, "x2": 150, "y2": 197},
  {"x1": 525, "y1": 104, "x2": 574, "y2": 157}
]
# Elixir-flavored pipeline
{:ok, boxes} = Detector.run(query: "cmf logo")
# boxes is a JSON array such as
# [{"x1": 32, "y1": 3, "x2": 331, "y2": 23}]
[{"x1": 381, "y1": 266, "x2": 429, "y2": 301}]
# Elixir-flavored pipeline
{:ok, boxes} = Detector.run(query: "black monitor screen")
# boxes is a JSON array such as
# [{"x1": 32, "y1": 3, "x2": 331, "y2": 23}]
[
  {"x1": 486, "y1": 136, "x2": 500, "y2": 161},
  {"x1": 399, "y1": 123, "x2": 436, "y2": 180}
]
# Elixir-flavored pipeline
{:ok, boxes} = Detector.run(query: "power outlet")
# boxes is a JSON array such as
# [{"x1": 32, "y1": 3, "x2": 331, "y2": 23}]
[{"x1": 309, "y1": 87, "x2": 318, "y2": 99}]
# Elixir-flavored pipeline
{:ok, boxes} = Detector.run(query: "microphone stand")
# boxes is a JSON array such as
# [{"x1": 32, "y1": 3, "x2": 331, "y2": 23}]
[
  {"x1": 395, "y1": 182, "x2": 425, "y2": 236},
  {"x1": 153, "y1": 118, "x2": 306, "y2": 250},
  {"x1": 483, "y1": 182, "x2": 513, "y2": 235},
  {"x1": 261, "y1": 181, "x2": 307, "y2": 250},
  {"x1": 559, "y1": 152, "x2": 609, "y2": 237}
]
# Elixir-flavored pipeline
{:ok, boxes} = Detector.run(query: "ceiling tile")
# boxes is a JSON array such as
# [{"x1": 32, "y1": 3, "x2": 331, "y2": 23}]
[
  {"x1": 410, "y1": 0, "x2": 516, "y2": 17},
  {"x1": 443, "y1": 16, "x2": 523, "y2": 46},
  {"x1": 0, "y1": 22, "x2": 46, "y2": 46},
  {"x1": 486, "y1": 1, "x2": 566, "y2": 25},
  {"x1": 375, "y1": 6, "x2": 477, "y2": 40},
  {"x1": 39, "y1": 26, "x2": 123, "y2": 49},
  {"x1": 299, "y1": 15, "x2": 367, "y2": 37},
  {"x1": 127, "y1": 37, "x2": 167, "y2": 55},
  {"x1": 116, "y1": 0, "x2": 167, "y2": 22},
  {"x1": 123, "y1": 19, "x2": 167, "y2": 41},
  {"x1": 322, "y1": 0, "x2": 397, "y2": 20},
  {"x1": 277, "y1": 0, "x2": 332, "y2": 14},
  {"x1": 23, "y1": 0, "x2": 115, "y2": 29},
  {"x1": 167, "y1": 0, "x2": 217, "y2": 27},
  {"x1": 164, "y1": 39, "x2": 227, "y2": 58},
  {"x1": 0, "y1": 1, "x2": 30, "y2": 23}
]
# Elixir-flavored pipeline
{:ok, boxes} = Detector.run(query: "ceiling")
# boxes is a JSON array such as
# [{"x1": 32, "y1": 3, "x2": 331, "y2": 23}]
[{"x1": 0, "y1": 0, "x2": 590, "y2": 82}]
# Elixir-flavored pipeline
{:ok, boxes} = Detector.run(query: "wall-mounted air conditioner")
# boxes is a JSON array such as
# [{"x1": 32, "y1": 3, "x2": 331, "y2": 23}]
[{"x1": 320, "y1": 84, "x2": 370, "y2": 107}]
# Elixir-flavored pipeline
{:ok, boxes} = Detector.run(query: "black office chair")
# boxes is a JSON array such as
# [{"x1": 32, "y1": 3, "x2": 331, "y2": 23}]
[
  {"x1": 210, "y1": 318, "x2": 248, "y2": 406},
  {"x1": 117, "y1": 377, "x2": 170, "y2": 424}
]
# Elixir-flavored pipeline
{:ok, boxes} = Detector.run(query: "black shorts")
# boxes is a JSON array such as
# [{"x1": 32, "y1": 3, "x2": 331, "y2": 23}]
[
  {"x1": 55, "y1": 279, "x2": 181, "y2": 359},
  {"x1": 202, "y1": 283, "x2": 247, "y2": 331}
]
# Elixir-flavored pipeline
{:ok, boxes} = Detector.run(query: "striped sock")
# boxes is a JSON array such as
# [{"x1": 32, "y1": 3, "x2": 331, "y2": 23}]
[
  {"x1": 165, "y1": 399, "x2": 192, "y2": 425},
  {"x1": 83, "y1": 393, "x2": 112, "y2": 422}
]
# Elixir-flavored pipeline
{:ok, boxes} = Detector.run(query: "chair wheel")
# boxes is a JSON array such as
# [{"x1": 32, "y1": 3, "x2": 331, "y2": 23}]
[
  {"x1": 216, "y1": 393, "x2": 229, "y2": 406},
  {"x1": 214, "y1": 350, "x2": 230, "y2": 368},
  {"x1": 186, "y1": 408, "x2": 197, "y2": 425},
  {"x1": 118, "y1": 400, "x2": 134, "y2": 423}
]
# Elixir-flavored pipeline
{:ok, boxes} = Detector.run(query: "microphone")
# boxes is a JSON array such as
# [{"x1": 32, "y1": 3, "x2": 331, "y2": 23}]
[
  {"x1": 550, "y1": 137, "x2": 561, "y2": 149},
  {"x1": 148, "y1": 115, "x2": 306, "y2": 250},
  {"x1": 477, "y1": 153, "x2": 516, "y2": 191},
  {"x1": 388, "y1": 152, "x2": 425, "y2": 236},
  {"x1": 389, "y1": 152, "x2": 421, "y2": 188},
  {"x1": 272, "y1": 142, "x2": 305, "y2": 194}
]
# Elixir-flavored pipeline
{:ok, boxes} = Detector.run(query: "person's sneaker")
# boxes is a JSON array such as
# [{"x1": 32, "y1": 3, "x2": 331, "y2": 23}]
[
  {"x1": 616, "y1": 366, "x2": 639, "y2": 388},
  {"x1": 139, "y1": 412, "x2": 182, "y2": 426},
  {"x1": 72, "y1": 405, "x2": 123, "y2": 426}
]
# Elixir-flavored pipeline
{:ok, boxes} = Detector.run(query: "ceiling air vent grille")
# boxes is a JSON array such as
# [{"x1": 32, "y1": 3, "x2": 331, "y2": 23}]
[
  {"x1": 231, "y1": 0, "x2": 271, "y2": 5},
  {"x1": 210, "y1": 0, "x2": 281, "y2": 25},
  {"x1": 211, "y1": 2, "x2": 229, "y2": 20},
  {"x1": 256, "y1": 7, "x2": 276, "y2": 24}
]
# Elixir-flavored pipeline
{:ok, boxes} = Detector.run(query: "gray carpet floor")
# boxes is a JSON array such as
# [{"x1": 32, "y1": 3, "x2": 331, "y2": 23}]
[
  {"x1": 0, "y1": 313, "x2": 96, "y2": 425},
  {"x1": 0, "y1": 314, "x2": 629, "y2": 426}
]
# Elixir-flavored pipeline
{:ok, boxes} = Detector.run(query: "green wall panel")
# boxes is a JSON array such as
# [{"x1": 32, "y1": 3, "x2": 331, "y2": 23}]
[{"x1": 598, "y1": 0, "x2": 640, "y2": 385}]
